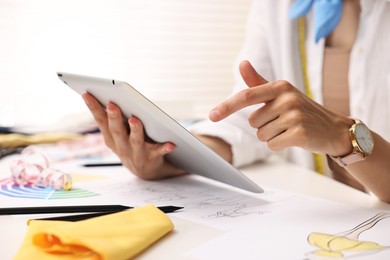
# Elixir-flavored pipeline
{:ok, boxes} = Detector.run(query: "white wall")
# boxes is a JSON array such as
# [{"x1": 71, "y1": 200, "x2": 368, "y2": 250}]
[{"x1": 0, "y1": 0, "x2": 252, "y2": 130}]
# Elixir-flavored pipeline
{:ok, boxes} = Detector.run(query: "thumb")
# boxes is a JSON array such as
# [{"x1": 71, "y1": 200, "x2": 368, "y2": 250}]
[{"x1": 239, "y1": 60, "x2": 268, "y2": 88}]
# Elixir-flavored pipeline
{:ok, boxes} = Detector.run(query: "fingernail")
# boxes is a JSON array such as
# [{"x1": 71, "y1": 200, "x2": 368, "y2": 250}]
[
  {"x1": 106, "y1": 106, "x2": 115, "y2": 117},
  {"x1": 165, "y1": 144, "x2": 174, "y2": 153},
  {"x1": 209, "y1": 109, "x2": 220, "y2": 121},
  {"x1": 128, "y1": 117, "x2": 136, "y2": 128}
]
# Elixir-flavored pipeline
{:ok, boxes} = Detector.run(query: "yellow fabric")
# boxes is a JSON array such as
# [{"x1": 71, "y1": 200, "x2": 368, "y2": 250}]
[
  {"x1": 0, "y1": 133, "x2": 82, "y2": 147},
  {"x1": 14, "y1": 204, "x2": 174, "y2": 260}
]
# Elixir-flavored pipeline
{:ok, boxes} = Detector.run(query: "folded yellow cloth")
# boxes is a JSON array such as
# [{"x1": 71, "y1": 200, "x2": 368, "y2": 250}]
[
  {"x1": 14, "y1": 204, "x2": 174, "y2": 260},
  {"x1": 0, "y1": 133, "x2": 82, "y2": 147}
]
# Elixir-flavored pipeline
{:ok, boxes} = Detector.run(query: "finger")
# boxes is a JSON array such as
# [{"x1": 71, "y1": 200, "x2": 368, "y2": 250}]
[
  {"x1": 82, "y1": 93, "x2": 114, "y2": 145},
  {"x1": 128, "y1": 116, "x2": 146, "y2": 161},
  {"x1": 209, "y1": 61, "x2": 271, "y2": 122},
  {"x1": 150, "y1": 142, "x2": 176, "y2": 157},
  {"x1": 147, "y1": 143, "x2": 184, "y2": 179},
  {"x1": 106, "y1": 102, "x2": 132, "y2": 155},
  {"x1": 82, "y1": 93, "x2": 107, "y2": 127},
  {"x1": 248, "y1": 103, "x2": 279, "y2": 129},
  {"x1": 239, "y1": 60, "x2": 268, "y2": 88},
  {"x1": 209, "y1": 82, "x2": 276, "y2": 122},
  {"x1": 128, "y1": 117, "x2": 178, "y2": 179},
  {"x1": 129, "y1": 116, "x2": 174, "y2": 160},
  {"x1": 266, "y1": 128, "x2": 297, "y2": 152},
  {"x1": 256, "y1": 116, "x2": 287, "y2": 143}
]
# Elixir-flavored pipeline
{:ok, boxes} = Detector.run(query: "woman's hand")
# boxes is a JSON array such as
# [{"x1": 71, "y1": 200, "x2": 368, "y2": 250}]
[
  {"x1": 82, "y1": 93, "x2": 186, "y2": 180},
  {"x1": 209, "y1": 60, "x2": 354, "y2": 157}
]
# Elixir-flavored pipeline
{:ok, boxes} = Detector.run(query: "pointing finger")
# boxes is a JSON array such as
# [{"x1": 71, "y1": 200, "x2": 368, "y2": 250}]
[
  {"x1": 209, "y1": 82, "x2": 276, "y2": 122},
  {"x1": 239, "y1": 60, "x2": 268, "y2": 87}
]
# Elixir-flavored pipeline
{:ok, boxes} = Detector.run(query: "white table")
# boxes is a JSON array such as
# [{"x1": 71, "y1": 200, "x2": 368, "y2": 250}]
[
  {"x1": 139, "y1": 156, "x2": 390, "y2": 259},
  {"x1": 1, "y1": 155, "x2": 389, "y2": 259}
]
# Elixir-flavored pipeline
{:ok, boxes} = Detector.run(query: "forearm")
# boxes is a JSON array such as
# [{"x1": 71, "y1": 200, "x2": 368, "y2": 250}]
[{"x1": 347, "y1": 132, "x2": 390, "y2": 203}]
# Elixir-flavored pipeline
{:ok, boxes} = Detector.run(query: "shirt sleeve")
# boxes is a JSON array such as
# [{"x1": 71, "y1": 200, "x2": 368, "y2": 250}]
[
  {"x1": 188, "y1": 0, "x2": 275, "y2": 168},
  {"x1": 188, "y1": 111, "x2": 270, "y2": 168}
]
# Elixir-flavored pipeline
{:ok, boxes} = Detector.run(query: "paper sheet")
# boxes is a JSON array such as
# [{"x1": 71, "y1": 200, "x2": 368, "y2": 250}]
[
  {"x1": 185, "y1": 196, "x2": 390, "y2": 259},
  {"x1": 1, "y1": 157, "x2": 390, "y2": 259}
]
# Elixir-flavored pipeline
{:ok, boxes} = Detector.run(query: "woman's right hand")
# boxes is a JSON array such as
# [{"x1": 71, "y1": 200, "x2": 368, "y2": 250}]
[{"x1": 82, "y1": 92, "x2": 186, "y2": 180}]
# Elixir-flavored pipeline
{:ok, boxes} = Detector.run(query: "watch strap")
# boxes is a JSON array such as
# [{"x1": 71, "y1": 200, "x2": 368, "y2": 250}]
[{"x1": 330, "y1": 153, "x2": 366, "y2": 167}]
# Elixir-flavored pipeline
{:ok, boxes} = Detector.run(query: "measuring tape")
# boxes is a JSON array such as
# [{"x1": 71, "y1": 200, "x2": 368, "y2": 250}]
[{"x1": 298, "y1": 17, "x2": 325, "y2": 175}]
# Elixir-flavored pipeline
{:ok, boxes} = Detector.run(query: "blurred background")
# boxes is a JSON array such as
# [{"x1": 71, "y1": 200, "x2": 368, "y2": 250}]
[{"x1": 0, "y1": 0, "x2": 251, "y2": 132}]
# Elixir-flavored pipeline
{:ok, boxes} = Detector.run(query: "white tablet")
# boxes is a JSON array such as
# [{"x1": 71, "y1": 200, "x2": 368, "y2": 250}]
[{"x1": 57, "y1": 72, "x2": 263, "y2": 193}]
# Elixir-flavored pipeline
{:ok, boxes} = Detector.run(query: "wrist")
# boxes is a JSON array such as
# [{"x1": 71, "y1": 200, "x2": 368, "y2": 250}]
[
  {"x1": 196, "y1": 135, "x2": 233, "y2": 163},
  {"x1": 329, "y1": 117, "x2": 355, "y2": 157}
]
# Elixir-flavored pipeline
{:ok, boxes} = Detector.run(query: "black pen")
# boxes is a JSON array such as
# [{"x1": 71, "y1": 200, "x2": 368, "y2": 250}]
[
  {"x1": 0, "y1": 205, "x2": 182, "y2": 215},
  {"x1": 29, "y1": 206, "x2": 183, "y2": 222},
  {"x1": 82, "y1": 162, "x2": 122, "y2": 167}
]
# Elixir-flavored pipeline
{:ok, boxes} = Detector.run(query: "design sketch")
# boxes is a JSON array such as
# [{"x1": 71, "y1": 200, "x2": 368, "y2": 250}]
[
  {"x1": 105, "y1": 174, "x2": 300, "y2": 232},
  {"x1": 206, "y1": 202, "x2": 271, "y2": 218},
  {"x1": 205, "y1": 194, "x2": 296, "y2": 219},
  {"x1": 111, "y1": 175, "x2": 282, "y2": 221},
  {"x1": 306, "y1": 212, "x2": 390, "y2": 259}
]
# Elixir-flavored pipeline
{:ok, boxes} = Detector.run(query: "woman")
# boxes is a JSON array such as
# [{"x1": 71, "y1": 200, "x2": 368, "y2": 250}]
[{"x1": 82, "y1": 0, "x2": 390, "y2": 202}]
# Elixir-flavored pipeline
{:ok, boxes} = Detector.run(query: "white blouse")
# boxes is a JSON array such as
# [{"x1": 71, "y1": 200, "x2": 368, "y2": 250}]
[{"x1": 188, "y1": 0, "x2": 390, "y2": 171}]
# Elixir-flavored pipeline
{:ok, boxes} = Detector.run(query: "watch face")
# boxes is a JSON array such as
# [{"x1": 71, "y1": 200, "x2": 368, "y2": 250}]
[{"x1": 354, "y1": 123, "x2": 374, "y2": 154}]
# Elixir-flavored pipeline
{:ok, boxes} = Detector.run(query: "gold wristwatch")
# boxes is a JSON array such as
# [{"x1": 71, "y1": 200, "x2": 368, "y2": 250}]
[{"x1": 330, "y1": 119, "x2": 374, "y2": 167}]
